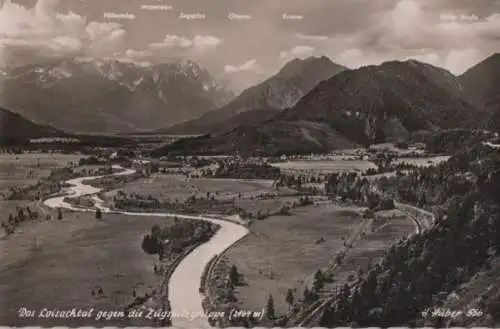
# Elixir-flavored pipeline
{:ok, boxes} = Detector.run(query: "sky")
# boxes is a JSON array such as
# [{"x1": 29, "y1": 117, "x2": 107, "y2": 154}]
[{"x1": 1, "y1": 0, "x2": 500, "y2": 92}]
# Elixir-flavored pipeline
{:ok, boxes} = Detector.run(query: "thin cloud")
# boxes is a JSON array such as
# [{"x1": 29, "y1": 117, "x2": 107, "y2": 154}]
[
  {"x1": 127, "y1": 34, "x2": 223, "y2": 63},
  {"x1": 150, "y1": 35, "x2": 194, "y2": 49},
  {"x1": 224, "y1": 59, "x2": 258, "y2": 74},
  {"x1": 279, "y1": 45, "x2": 315, "y2": 61},
  {"x1": 294, "y1": 33, "x2": 329, "y2": 41}
]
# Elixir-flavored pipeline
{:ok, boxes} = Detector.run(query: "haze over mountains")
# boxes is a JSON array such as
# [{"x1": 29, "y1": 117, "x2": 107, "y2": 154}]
[
  {"x1": 162, "y1": 56, "x2": 347, "y2": 135},
  {"x1": 2, "y1": 52, "x2": 500, "y2": 155},
  {"x1": 156, "y1": 54, "x2": 500, "y2": 156},
  {"x1": 0, "y1": 58, "x2": 234, "y2": 133}
]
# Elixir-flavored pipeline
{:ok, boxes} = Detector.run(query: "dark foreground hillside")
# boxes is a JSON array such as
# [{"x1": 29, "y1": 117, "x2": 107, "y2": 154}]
[{"x1": 317, "y1": 143, "x2": 500, "y2": 327}]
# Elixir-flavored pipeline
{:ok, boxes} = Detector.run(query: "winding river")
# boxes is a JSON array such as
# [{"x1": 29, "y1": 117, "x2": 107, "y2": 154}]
[{"x1": 43, "y1": 165, "x2": 249, "y2": 328}]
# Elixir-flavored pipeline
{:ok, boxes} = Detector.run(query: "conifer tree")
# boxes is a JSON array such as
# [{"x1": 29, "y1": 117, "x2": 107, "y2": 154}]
[
  {"x1": 266, "y1": 293, "x2": 275, "y2": 320},
  {"x1": 313, "y1": 269, "x2": 325, "y2": 291},
  {"x1": 285, "y1": 289, "x2": 294, "y2": 308},
  {"x1": 229, "y1": 265, "x2": 239, "y2": 287}
]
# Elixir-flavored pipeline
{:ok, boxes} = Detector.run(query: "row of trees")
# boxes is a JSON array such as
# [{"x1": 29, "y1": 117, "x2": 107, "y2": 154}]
[
  {"x1": 2, "y1": 205, "x2": 43, "y2": 235},
  {"x1": 6, "y1": 166, "x2": 79, "y2": 201},
  {"x1": 3, "y1": 202, "x2": 102, "y2": 236},
  {"x1": 84, "y1": 172, "x2": 144, "y2": 190},
  {"x1": 141, "y1": 219, "x2": 218, "y2": 258},
  {"x1": 114, "y1": 191, "x2": 237, "y2": 215},
  {"x1": 209, "y1": 161, "x2": 281, "y2": 180},
  {"x1": 55, "y1": 207, "x2": 101, "y2": 220}
]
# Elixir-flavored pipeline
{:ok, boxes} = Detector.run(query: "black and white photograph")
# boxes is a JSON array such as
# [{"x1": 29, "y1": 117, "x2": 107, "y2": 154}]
[{"x1": 1, "y1": 0, "x2": 500, "y2": 327}]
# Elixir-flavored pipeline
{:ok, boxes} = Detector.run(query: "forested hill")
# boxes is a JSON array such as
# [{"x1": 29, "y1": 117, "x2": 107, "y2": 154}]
[
  {"x1": 155, "y1": 60, "x2": 484, "y2": 157},
  {"x1": 318, "y1": 142, "x2": 500, "y2": 327},
  {"x1": 0, "y1": 106, "x2": 66, "y2": 144}
]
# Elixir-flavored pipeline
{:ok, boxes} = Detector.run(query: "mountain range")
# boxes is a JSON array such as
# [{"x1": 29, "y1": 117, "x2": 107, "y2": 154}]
[
  {"x1": 0, "y1": 58, "x2": 234, "y2": 133},
  {"x1": 3, "y1": 53, "x2": 500, "y2": 156},
  {"x1": 155, "y1": 56, "x2": 498, "y2": 156},
  {"x1": 161, "y1": 56, "x2": 347, "y2": 135}
]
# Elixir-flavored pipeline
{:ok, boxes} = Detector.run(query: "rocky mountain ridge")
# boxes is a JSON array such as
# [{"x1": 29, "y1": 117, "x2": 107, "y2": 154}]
[{"x1": 0, "y1": 58, "x2": 234, "y2": 133}]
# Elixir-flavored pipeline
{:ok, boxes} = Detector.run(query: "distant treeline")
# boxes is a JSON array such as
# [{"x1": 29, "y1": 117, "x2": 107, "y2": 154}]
[{"x1": 0, "y1": 134, "x2": 136, "y2": 150}]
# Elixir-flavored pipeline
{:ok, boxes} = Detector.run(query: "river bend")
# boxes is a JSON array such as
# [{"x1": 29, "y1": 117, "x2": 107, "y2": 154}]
[{"x1": 43, "y1": 165, "x2": 249, "y2": 328}]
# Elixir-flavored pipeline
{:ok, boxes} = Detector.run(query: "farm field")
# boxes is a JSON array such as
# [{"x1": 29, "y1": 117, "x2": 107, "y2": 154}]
[
  {"x1": 0, "y1": 153, "x2": 81, "y2": 196},
  {"x1": 0, "y1": 209, "x2": 174, "y2": 326},
  {"x1": 271, "y1": 160, "x2": 377, "y2": 173},
  {"x1": 223, "y1": 204, "x2": 367, "y2": 315},
  {"x1": 236, "y1": 196, "x2": 299, "y2": 217}
]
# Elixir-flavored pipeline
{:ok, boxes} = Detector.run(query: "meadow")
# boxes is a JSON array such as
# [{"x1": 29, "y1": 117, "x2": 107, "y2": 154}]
[
  {"x1": 0, "y1": 153, "x2": 81, "y2": 196},
  {"x1": 223, "y1": 204, "x2": 415, "y2": 317},
  {"x1": 223, "y1": 204, "x2": 366, "y2": 315},
  {"x1": 0, "y1": 209, "x2": 175, "y2": 326},
  {"x1": 107, "y1": 174, "x2": 292, "y2": 203}
]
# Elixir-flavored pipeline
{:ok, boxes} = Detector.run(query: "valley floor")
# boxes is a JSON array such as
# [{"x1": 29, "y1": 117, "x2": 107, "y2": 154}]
[
  {"x1": 223, "y1": 204, "x2": 415, "y2": 319},
  {"x1": 0, "y1": 209, "x2": 173, "y2": 326},
  {"x1": 0, "y1": 153, "x2": 434, "y2": 327},
  {"x1": 0, "y1": 153, "x2": 81, "y2": 197}
]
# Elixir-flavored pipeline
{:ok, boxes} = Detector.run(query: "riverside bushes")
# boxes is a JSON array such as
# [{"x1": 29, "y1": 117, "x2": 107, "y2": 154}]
[{"x1": 141, "y1": 219, "x2": 218, "y2": 257}]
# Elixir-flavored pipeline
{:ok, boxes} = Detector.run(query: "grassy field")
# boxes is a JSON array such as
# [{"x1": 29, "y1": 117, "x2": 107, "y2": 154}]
[
  {"x1": 237, "y1": 196, "x2": 298, "y2": 217},
  {"x1": 0, "y1": 153, "x2": 81, "y2": 197},
  {"x1": 0, "y1": 208, "x2": 174, "y2": 326},
  {"x1": 107, "y1": 174, "x2": 293, "y2": 202},
  {"x1": 223, "y1": 204, "x2": 366, "y2": 315},
  {"x1": 271, "y1": 160, "x2": 377, "y2": 173},
  {"x1": 223, "y1": 204, "x2": 415, "y2": 317}
]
